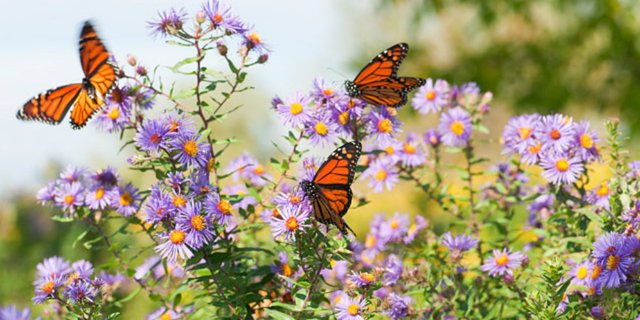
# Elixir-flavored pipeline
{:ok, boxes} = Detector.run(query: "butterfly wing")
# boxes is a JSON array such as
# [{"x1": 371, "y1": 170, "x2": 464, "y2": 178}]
[
  {"x1": 352, "y1": 43, "x2": 409, "y2": 85},
  {"x1": 310, "y1": 141, "x2": 362, "y2": 234},
  {"x1": 357, "y1": 77, "x2": 426, "y2": 108},
  {"x1": 17, "y1": 84, "x2": 83, "y2": 124},
  {"x1": 71, "y1": 21, "x2": 117, "y2": 129}
]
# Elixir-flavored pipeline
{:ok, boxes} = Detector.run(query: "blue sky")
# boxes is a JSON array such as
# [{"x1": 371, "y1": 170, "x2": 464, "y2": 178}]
[{"x1": 0, "y1": 0, "x2": 380, "y2": 192}]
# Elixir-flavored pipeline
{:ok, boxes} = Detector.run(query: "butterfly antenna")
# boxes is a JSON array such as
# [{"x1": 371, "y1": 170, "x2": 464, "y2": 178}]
[
  {"x1": 344, "y1": 223, "x2": 357, "y2": 237},
  {"x1": 327, "y1": 67, "x2": 349, "y2": 81}
]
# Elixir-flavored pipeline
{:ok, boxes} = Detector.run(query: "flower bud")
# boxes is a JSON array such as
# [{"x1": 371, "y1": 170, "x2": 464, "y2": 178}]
[
  {"x1": 217, "y1": 43, "x2": 228, "y2": 56},
  {"x1": 127, "y1": 54, "x2": 137, "y2": 66},
  {"x1": 195, "y1": 11, "x2": 206, "y2": 24},
  {"x1": 136, "y1": 66, "x2": 148, "y2": 77},
  {"x1": 258, "y1": 54, "x2": 269, "y2": 64}
]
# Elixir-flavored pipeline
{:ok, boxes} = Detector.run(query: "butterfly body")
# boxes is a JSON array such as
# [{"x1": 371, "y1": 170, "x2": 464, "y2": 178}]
[
  {"x1": 301, "y1": 141, "x2": 362, "y2": 235},
  {"x1": 17, "y1": 21, "x2": 116, "y2": 129},
  {"x1": 345, "y1": 43, "x2": 425, "y2": 108}
]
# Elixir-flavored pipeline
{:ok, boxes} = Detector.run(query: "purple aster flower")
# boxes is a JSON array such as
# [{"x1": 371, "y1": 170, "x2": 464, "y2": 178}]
[
  {"x1": 86, "y1": 184, "x2": 111, "y2": 210},
  {"x1": 367, "y1": 106, "x2": 402, "y2": 144},
  {"x1": 162, "y1": 111, "x2": 194, "y2": 134},
  {"x1": 362, "y1": 157, "x2": 399, "y2": 193},
  {"x1": 269, "y1": 204, "x2": 310, "y2": 242},
  {"x1": 540, "y1": 114, "x2": 575, "y2": 153},
  {"x1": 36, "y1": 256, "x2": 70, "y2": 280},
  {"x1": 384, "y1": 293, "x2": 412, "y2": 320},
  {"x1": 175, "y1": 200, "x2": 214, "y2": 249},
  {"x1": 0, "y1": 305, "x2": 31, "y2": 320},
  {"x1": 223, "y1": 184, "x2": 258, "y2": 211},
  {"x1": 423, "y1": 128, "x2": 441, "y2": 147},
  {"x1": 304, "y1": 113, "x2": 337, "y2": 147},
  {"x1": 32, "y1": 275, "x2": 63, "y2": 304},
  {"x1": 95, "y1": 103, "x2": 129, "y2": 133},
  {"x1": 312, "y1": 77, "x2": 339, "y2": 103},
  {"x1": 300, "y1": 157, "x2": 324, "y2": 182},
  {"x1": 330, "y1": 290, "x2": 349, "y2": 306},
  {"x1": 155, "y1": 226, "x2": 194, "y2": 262},
  {"x1": 383, "y1": 254, "x2": 403, "y2": 286},
  {"x1": 373, "y1": 137, "x2": 402, "y2": 161},
  {"x1": 70, "y1": 260, "x2": 93, "y2": 279},
  {"x1": 573, "y1": 121, "x2": 599, "y2": 162},
  {"x1": 135, "y1": 119, "x2": 170, "y2": 155},
  {"x1": 403, "y1": 215, "x2": 428, "y2": 244},
  {"x1": 190, "y1": 168, "x2": 213, "y2": 195},
  {"x1": 98, "y1": 271, "x2": 126, "y2": 291},
  {"x1": 227, "y1": 153, "x2": 271, "y2": 187},
  {"x1": 501, "y1": 114, "x2": 542, "y2": 155},
  {"x1": 243, "y1": 29, "x2": 268, "y2": 53},
  {"x1": 627, "y1": 161, "x2": 640, "y2": 179},
  {"x1": 591, "y1": 306, "x2": 604, "y2": 319},
  {"x1": 320, "y1": 260, "x2": 349, "y2": 283},
  {"x1": 274, "y1": 188, "x2": 306, "y2": 209},
  {"x1": 363, "y1": 214, "x2": 389, "y2": 253},
  {"x1": 591, "y1": 232, "x2": 634, "y2": 288},
  {"x1": 109, "y1": 183, "x2": 141, "y2": 217},
  {"x1": 204, "y1": 192, "x2": 233, "y2": 225},
  {"x1": 334, "y1": 295, "x2": 366, "y2": 320},
  {"x1": 520, "y1": 140, "x2": 544, "y2": 165},
  {"x1": 438, "y1": 107, "x2": 472, "y2": 147},
  {"x1": 36, "y1": 182, "x2": 57, "y2": 205},
  {"x1": 169, "y1": 130, "x2": 208, "y2": 168},
  {"x1": 539, "y1": 153, "x2": 584, "y2": 185},
  {"x1": 379, "y1": 212, "x2": 410, "y2": 243},
  {"x1": 398, "y1": 132, "x2": 426, "y2": 167},
  {"x1": 59, "y1": 166, "x2": 86, "y2": 184},
  {"x1": 132, "y1": 87, "x2": 155, "y2": 110},
  {"x1": 411, "y1": 78, "x2": 450, "y2": 114},
  {"x1": 54, "y1": 182, "x2": 84, "y2": 214},
  {"x1": 134, "y1": 256, "x2": 162, "y2": 281},
  {"x1": 66, "y1": 280, "x2": 96, "y2": 303},
  {"x1": 569, "y1": 260, "x2": 593, "y2": 287},
  {"x1": 165, "y1": 172, "x2": 187, "y2": 191},
  {"x1": 330, "y1": 96, "x2": 364, "y2": 136},
  {"x1": 349, "y1": 271, "x2": 376, "y2": 288},
  {"x1": 90, "y1": 167, "x2": 119, "y2": 189},
  {"x1": 527, "y1": 193, "x2": 555, "y2": 226},
  {"x1": 276, "y1": 92, "x2": 313, "y2": 128},
  {"x1": 442, "y1": 232, "x2": 478, "y2": 260},
  {"x1": 202, "y1": 0, "x2": 246, "y2": 34},
  {"x1": 148, "y1": 8, "x2": 187, "y2": 37},
  {"x1": 585, "y1": 181, "x2": 610, "y2": 210},
  {"x1": 143, "y1": 186, "x2": 172, "y2": 224},
  {"x1": 167, "y1": 189, "x2": 190, "y2": 215},
  {"x1": 481, "y1": 248, "x2": 527, "y2": 277}
]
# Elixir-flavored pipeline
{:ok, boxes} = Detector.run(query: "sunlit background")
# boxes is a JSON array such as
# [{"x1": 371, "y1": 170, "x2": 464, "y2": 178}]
[{"x1": 2, "y1": 0, "x2": 640, "y2": 317}]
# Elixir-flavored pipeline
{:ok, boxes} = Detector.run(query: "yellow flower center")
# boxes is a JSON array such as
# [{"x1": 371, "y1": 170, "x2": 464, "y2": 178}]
[
  {"x1": 359, "y1": 272, "x2": 375, "y2": 283},
  {"x1": 377, "y1": 119, "x2": 393, "y2": 133},
  {"x1": 606, "y1": 254, "x2": 620, "y2": 270},
  {"x1": 120, "y1": 192, "x2": 132, "y2": 206},
  {"x1": 529, "y1": 141, "x2": 542, "y2": 154},
  {"x1": 408, "y1": 223, "x2": 417, "y2": 235},
  {"x1": 429, "y1": 136, "x2": 439, "y2": 145},
  {"x1": 403, "y1": 143, "x2": 416, "y2": 154},
  {"x1": 375, "y1": 169, "x2": 387, "y2": 181},
  {"x1": 339, "y1": 111, "x2": 349, "y2": 125},
  {"x1": 549, "y1": 129, "x2": 561, "y2": 140},
  {"x1": 390, "y1": 219, "x2": 399, "y2": 230},
  {"x1": 94, "y1": 187, "x2": 104, "y2": 200},
  {"x1": 591, "y1": 265, "x2": 602, "y2": 280},
  {"x1": 253, "y1": 165, "x2": 265, "y2": 175},
  {"x1": 173, "y1": 195, "x2": 186, "y2": 208},
  {"x1": 169, "y1": 230, "x2": 186, "y2": 245},
  {"x1": 217, "y1": 200, "x2": 232, "y2": 215},
  {"x1": 289, "y1": 195, "x2": 301, "y2": 204},
  {"x1": 281, "y1": 263, "x2": 293, "y2": 277},
  {"x1": 191, "y1": 215, "x2": 206, "y2": 231},
  {"x1": 64, "y1": 194, "x2": 75, "y2": 205},
  {"x1": 518, "y1": 127, "x2": 532, "y2": 140},
  {"x1": 314, "y1": 121, "x2": 328, "y2": 136},
  {"x1": 334, "y1": 295, "x2": 342, "y2": 304},
  {"x1": 580, "y1": 134, "x2": 593, "y2": 149},
  {"x1": 322, "y1": 88, "x2": 334, "y2": 97},
  {"x1": 426, "y1": 90, "x2": 436, "y2": 101},
  {"x1": 285, "y1": 216, "x2": 299, "y2": 231},
  {"x1": 330, "y1": 259, "x2": 336, "y2": 268},
  {"x1": 555, "y1": 159, "x2": 569, "y2": 172},
  {"x1": 495, "y1": 254, "x2": 509, "y2": 267},
  {"x1": 365, "y1": 235, "x2": 376, "y2": 249},
  {"x1": 595, "y1": 183, "x2": 609, "y2": 197},
  {"x1": 248, "y1": 32, "x2": 261, "y2": 44},
  {"x1": 169, "y1": 121, "x2": 179, "y2": 132},
  {"x1": 108, "y1": 106, "x2": 120, "y2": 120},
  {"x1": 183, "y1": 140, "x2": 199, "y2": 157},
  {"x1": 207, "y1": 158, "x2": 216, "y2": 173},
  {"x1": 450, "y1": 121, "x2": 465, "y2": 136},
  {"x1": 272, "y1": 208, "x2": 280, "y2": 218},
  {"x1": 213, "y1": 14, "x2": 223, "y2": 24},
  {"x1": 290, "y1": 103, "x2": 303, "y2": 115},
  {"x1": 42, "y1": 281, "x2": 55, "y2": 294},
  {"x1": 347, "y1": 303, "x2": 360, "y2": 316},
  {"x1": 384, "y1": 146, "x2": 395, "y2": 155},
  {"x1": 576, "y1": 266, "x2": 588, "y2": 279},
  {"x1": 160, "y1": 313, "x2": 171, "y2": 320}
]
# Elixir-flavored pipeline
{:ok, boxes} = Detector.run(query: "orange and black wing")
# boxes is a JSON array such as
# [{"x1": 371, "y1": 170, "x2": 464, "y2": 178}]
[
  {"x1": 71, "y1": 21, "x2": 116, "y2": 129},
  {"x1": 353, "y1": 43, "x2": 409, "y2": 86},
  {"x1": 311, "y1": 141, "x2": 362, "y2": 234},
  {"x1": 358, "y1": 78, "x2": 426, "y2": 108},
  {"x1": 17, "y1": 84, "x2": 83, "y2": 125}
]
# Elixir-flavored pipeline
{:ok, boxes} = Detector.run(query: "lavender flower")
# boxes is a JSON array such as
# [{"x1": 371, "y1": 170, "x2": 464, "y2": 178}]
[
  {"x1": 202, "y1": 0, "x2": 246, "y2": 34},
  {"x1": 135, "y1": 119, "x2": 170, "y2": 155},
  {"x1": 304, "y1": 113, "x2": 336, "y2": 147},
  {"x1": 320, "y1": 260, "x2": 349, "y2": 283},
  {"x1": 540, "y1": 114, "x2": 575, "y2": 153},
  {"x1": 423, "y1": 129, "x2": 441, "y2": 147},
  {"x1": 334, "y1": 295, "x2": 366, "y2": 320},
  {"x1": 155, "y1": 226, "x2": 194, "y2": 262},
  {"x1": 349, "y1": 271, "x2": 376, "y2": 288},
  {"x1": 54, "y1": 182, "x2": 84, "y2": 214},
  {"x1": 411, "y1": 78, "x2": 449, "y2": 114},
  {"x1": 384, "y1": 293, "x2": 412, "y2": 320},
  {"x1": 586, "y1": 181, "x2": 610, "y2": 210},
  {"x1": 438, "y1": 107, "x2": 472, "y2": 147},
  {"x1": 149, "y1": 8, "x2": 187, "y2": 37},
  {"x1": 569, "y1": 260, "x2": 593, "y2": 287},
  {"x1": 94, "y1": 102, "x2": 129, "y2": 133},
  {"x1": 591, "y1": 232, "x2": 634, "y2": 288},
  {"x1": 442, "y1": 232, "x2": 478, "y2": 260},
  {"x1": 36, "y1": 182, "x2": 56, "y2": 205},
  {"x1": 398, "y1": 133, "x2": 426, "y2": 167},
  {"x1": 269, "y1": 204, "x2": 310, "y2": 242},
  {"x1": 109, "y1": 183, "x2": 141, "y2": 217},
  {"x1": 59, "y1": 166, "x2": 86, "y2": 184},
  {"x1": 573, "y1": 121, "x2": 599, "y2": 162},
  {"x1": 481, "y1": 248, "x2": 526, "y2": 277},
  {"x1": 383, "y1": 254, "x2": 403, "y2": 286},
  {"x1": 176, "y1": 200, "x2": 214, "y2": 249},
  {"x1": 0, "y1": 305, "x2": 31, "y2": 320},
  {"x1": 204, "y1": 192, "x2": 233, "y2": 225},
  {"x1": 501, "y1": 114, "x2": 542, "y2": 155},
  {"x1": 368, "y1": 106, "x2": 402, "y2": 144},
  {"x1": 363, "y1": 157, "x2": 399, "y2": 193},
  {"x1": 539, "y1": 153, "x2": 584, "y2": 185},
  {"x1": 276, "y1": 92, "x2": 313, "y2": 128},
  {"x1": 169, "y1": 130, "x2": 209, "y2": 168}
]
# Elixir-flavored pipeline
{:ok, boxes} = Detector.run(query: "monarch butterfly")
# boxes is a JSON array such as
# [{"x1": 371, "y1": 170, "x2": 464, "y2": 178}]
[
  {"x1": 300, "y1": 141, "x2": 362, "y2": 235},
  {"x1": 17, "y1": 21, "x2": 117, "y2": 129},
  {"x1": 344, "y1": 43, "x2": 425, "y2": 108}
]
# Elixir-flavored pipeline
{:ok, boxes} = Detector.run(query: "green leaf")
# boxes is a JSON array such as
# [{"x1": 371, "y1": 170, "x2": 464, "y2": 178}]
[
  {"x1": 264, "y1": 308, "x2": 295, "y2": 320},
  {"x1": 171, "y1": 56, "x2": 199, "y2": 73}
]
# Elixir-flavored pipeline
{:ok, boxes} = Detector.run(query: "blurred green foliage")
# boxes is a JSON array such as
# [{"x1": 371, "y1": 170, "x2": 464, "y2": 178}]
[{"x1": 379, "y1": 0, "x2": 640, "y2": 131}]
